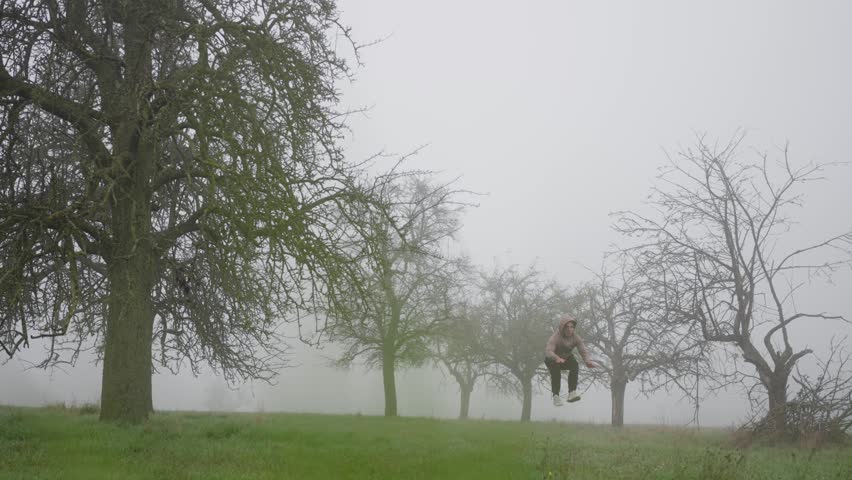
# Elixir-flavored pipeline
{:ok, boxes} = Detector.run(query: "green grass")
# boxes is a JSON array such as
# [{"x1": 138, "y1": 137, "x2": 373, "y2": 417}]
[{"x1": 1, "y1": 406, "x2": 849, "y2": 479}]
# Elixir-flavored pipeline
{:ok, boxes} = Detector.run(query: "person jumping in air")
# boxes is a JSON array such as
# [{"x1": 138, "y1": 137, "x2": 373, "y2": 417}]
[{"x1": 544, "y1": 313, "x2": 599, "y2": 406}]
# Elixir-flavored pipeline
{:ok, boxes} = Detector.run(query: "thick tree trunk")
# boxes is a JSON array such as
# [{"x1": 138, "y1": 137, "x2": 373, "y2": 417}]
[
  {"x1": 611, "y1": 378, "x2": 627, "y2": 427},
  {"x1": 382, "y1": 351, "x2": 398, "y2": 417},
  {"x1": 765, "y1": 374, "x2": 789, "y2": 437},
  {"x1": 520, "y1": 378, "x2": 532, "y2": 422},
  {"x1": 98, "y1": 106, "x2": 156, "y2": 422},
  {"x1": 99, "y1": 238, "x2": 155, "y2": 422},
  {"x1": 98, "y1": 5, "x2": 157, "y2": 424},
  {"x1": 459, "y1": 383, "x2": 472, "y2": 420}
]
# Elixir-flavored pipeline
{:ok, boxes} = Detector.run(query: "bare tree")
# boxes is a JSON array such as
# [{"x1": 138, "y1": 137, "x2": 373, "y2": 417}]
[
  {"x1": 478, "y1": 264, "x2": 566, "y2": 422},
  {"x1": 614, "y1": 133, "x2": 852, "y2": 437},
  {"x1": 0, "y1": 0, "x2": 368, "y2": 422},
  {"x1": 324, "y1": 174, "x2": 470, "y2": 416},
  {"x1": 433, "y1": 300, "x2": 490, "y2": 419},
  {"x1": 577, "y1": 258, "x2": 708, "y2": 427}
]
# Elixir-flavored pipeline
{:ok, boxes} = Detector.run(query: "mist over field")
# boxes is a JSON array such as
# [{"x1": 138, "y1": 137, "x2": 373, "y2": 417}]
[{"x1": 0, "y1": 330, "x2": 836, "y2": 427}]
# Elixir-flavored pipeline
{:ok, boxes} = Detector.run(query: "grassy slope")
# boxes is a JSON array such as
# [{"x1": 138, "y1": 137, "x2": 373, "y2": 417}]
[{"x1": 1, "y1": 406, "x2": 849, "y2": 480}]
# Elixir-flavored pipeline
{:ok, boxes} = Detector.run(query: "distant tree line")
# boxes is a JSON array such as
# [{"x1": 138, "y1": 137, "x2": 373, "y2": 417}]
[{"x1": 321, "y1": 134, "x2": 852, "y2": 443}]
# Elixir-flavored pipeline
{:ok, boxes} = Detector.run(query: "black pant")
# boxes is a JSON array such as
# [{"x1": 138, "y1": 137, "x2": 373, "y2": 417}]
[{"x1": 545, "y1": 355, "x2": 578, "y2": 395}]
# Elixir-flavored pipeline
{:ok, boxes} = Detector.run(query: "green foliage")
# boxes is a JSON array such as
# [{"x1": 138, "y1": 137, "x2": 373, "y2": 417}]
[
  {"x1": 4, "y1": 407, "x2": 850, "y2": 479},
  {"x1": 323, "y1": 174, "x2": 470, "y2": 416},
  {"x1": 327, "y1": 174, "x2": 469, "y2": 371},
  {"x1": 1, "y1": 0, "x2": 374, "y2": 421}
]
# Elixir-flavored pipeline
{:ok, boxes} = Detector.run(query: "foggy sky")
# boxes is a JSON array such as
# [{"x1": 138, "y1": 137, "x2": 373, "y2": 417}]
[{"x1": 3, "y1": 0, "x2": 852, "y2": 427}]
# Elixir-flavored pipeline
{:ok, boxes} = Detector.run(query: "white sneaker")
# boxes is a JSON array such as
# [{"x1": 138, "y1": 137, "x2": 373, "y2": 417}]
[
  {"x1": 552, "y1": 394, "x2": 564, "y2": 407},
  {"x1": 566, "y1": 391, "x2": 581, "y2": 403}
]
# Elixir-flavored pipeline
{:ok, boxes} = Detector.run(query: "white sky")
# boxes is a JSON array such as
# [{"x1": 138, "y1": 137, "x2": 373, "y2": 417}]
[
  {"x1": 339, "y1": 0, "x2": 852, "y2": 281},
  {"x1": 3, "y1": 0, "x2": 852, "y2": 427}
]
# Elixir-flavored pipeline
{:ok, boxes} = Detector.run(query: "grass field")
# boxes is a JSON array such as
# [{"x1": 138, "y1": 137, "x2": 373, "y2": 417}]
[{"x1": 1, "y1": 405, "x2": 849, "y2": 479}]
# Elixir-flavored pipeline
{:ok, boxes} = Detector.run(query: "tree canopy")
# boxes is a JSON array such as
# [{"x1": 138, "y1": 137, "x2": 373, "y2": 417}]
[
  {"x1": 1, "y1": 0, "x2": 368, "y2": 422},
  {"x1": 576, "y1": 259, "x2": 708, "y2": 426},
  {"x1": 325, "y1": 173, "x2": 469, "y2": 416},
  {"x1": 477, "y1": 264, "x2": 567, "y2": 421}
]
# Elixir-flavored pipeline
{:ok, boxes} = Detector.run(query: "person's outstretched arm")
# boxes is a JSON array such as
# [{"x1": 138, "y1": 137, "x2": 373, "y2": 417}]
[{"x1": 576, "y1": 335, "x2": 598, "y2": 368}]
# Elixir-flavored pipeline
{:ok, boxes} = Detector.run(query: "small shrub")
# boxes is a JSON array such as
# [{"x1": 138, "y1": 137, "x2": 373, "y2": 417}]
[
  {"x1": 78, "y1": 403, "x2": 100, "y2": 415},
  {"x1": 738, "y1": 401, "x2": 849, "y2": 447},
  {"x1": 699, "y1": 448, "x2": 746, "y2": 480},
  {"x1": 44, "y1": 402, "x2": 67, "y2": 411},
  {"x1": 730, "y1": 427, "x2": 756, "y2": 449},
  {"x1": 204, "y1": 423, "x2": 242, "y2": 440},
  {"x1": 530, "y1": 436, "x2": 588, "y2": 480}
]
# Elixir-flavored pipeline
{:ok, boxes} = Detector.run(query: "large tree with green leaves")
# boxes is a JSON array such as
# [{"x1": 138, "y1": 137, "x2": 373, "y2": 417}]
[
  {"x1": 0, "y1": 0, "x2": 367, "y2": 422},
  {"x1": 325, "y1": 174, "x2": 469, "y2": 416}
]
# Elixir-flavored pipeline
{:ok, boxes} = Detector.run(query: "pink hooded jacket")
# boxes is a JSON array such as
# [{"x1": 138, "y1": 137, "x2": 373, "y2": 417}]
[{"x1": 544, "y1": 315, "x2": 590, "y2": 363}]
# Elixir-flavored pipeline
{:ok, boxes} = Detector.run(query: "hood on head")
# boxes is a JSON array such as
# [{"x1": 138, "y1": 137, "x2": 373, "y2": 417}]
[{"x1": 558, "y1": 313, "x2": 577, "y2": 334}]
